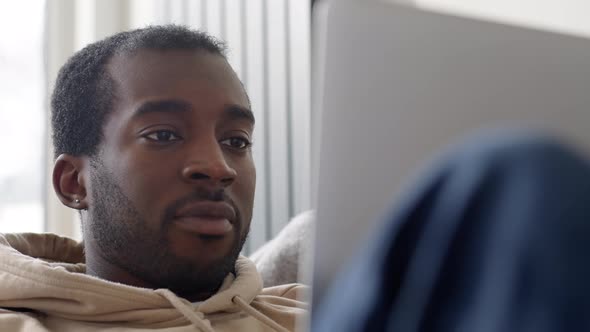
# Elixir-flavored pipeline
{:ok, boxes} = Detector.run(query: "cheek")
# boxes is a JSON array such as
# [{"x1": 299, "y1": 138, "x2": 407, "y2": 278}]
[
  {"x1": 245, "y1": 160, "x2": 257, "y2": 198},
  {"x1": 234, "y1": 161, "x2": 256, "y2": 214},
  {"x1": 115, "y1": 153, "x2": 179, "y2": 213},
  {"x1": 243, "y1": 160, "x2": 256, "y2": 192}
]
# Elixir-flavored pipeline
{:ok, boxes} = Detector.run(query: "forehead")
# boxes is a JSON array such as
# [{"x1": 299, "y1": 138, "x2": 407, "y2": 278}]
[{"x1": 106, "y1": 49, "x2": 248, "y2": 108}]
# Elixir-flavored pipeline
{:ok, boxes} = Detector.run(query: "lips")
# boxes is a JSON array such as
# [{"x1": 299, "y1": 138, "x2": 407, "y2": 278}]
[
  {"x1": 173, "y1": 201, "x2": 237, "y2": 236},
  {"x1": 174, "y1": 201, "x2": 236, "y2": 221}
]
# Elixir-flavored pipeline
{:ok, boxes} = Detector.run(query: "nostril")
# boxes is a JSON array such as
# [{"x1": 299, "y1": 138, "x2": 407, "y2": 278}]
[
  {"x1": 220, "y1": 177, "x2": 234, "y2": 186},
  {"x1": 190, "y1": 172, "x2": 209, "y2": 180}
]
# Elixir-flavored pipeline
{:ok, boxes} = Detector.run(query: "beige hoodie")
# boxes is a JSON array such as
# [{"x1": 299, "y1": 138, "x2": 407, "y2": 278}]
[{"x1": 0, "y1": 233, "x2": 308, "y2": 331}]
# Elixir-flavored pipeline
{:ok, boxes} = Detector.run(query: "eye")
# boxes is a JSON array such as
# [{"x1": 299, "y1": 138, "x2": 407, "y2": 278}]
[
  {"x1": 220, "y1": 137, "x2": 252, "y2": 150},
  {"x1": 143, "y1": 130, "x2": 182, "y2": 142}
]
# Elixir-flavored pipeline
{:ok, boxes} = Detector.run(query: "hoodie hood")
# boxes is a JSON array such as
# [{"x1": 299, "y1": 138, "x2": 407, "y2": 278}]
[{"x1": 0, "y1": 233, "x2": 301, "y2": 331}]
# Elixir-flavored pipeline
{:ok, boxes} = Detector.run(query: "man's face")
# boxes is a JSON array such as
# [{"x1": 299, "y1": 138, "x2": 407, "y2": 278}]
[{"x1": 84, "y1": 49, "x2": 255, "y2": 295}]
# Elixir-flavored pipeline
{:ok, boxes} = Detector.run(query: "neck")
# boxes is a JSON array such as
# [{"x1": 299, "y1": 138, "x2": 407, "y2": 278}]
[{"x1": 84, "y1": 240, "x2": 219, "y2": 302}]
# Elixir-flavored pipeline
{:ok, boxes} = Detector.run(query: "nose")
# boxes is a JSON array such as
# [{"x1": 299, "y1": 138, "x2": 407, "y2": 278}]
[{"x1": 181, "y1": 143, "x2": 237, "y2": 187}]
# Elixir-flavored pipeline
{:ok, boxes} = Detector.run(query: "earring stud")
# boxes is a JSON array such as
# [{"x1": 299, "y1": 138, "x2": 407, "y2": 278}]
[{"x1": 74, "y1": 199, "x2": 80, "y2": 204}]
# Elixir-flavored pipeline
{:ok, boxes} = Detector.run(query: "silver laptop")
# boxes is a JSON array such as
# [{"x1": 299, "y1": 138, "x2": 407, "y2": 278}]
[{"x1": 310, "y1": 0, "x2": 590, "y2": 307}]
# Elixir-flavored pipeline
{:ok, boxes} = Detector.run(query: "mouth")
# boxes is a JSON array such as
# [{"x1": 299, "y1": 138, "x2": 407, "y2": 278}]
[{"x1": 173, "y1": 201, "x2": 236, "y2": 236}]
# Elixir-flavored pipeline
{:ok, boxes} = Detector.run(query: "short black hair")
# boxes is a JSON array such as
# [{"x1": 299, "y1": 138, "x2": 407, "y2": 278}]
[{"x1": 51, "y1": 25, "x2": 227, "y2": 158}]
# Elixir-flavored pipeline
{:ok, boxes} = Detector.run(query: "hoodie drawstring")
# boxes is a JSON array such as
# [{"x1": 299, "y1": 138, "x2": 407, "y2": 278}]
[
  {"x1": 232, "y1": 295, "x2": 289, "y2": 332},
  {"x1": 156, "y1": 289, "x2": 289, "y2": 332},
  {"x1": 155, "y1": 289, "x2": 215, "y2": 332}
]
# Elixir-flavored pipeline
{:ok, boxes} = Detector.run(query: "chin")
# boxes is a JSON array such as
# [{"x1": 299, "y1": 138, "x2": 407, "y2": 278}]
[
  {"x1": 151, "y1": 245, "x2": 240, "y2": 290},
  {"x1": 170, "y1": 235, "x2": 241, "y2": 266},
  {"x1": 177, "y1": 233, "x2": 235, "y2": 254}
]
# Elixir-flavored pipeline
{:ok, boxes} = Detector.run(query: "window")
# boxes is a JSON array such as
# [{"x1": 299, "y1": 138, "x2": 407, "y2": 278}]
[{"x1": 0, "y1": 1, "x2": 46, "y2": 233}]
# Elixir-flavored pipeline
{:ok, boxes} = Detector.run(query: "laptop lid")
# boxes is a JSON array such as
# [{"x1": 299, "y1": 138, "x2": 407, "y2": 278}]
[{"x1": 311, "y1": 0, "x2": 590, "y2": 306}]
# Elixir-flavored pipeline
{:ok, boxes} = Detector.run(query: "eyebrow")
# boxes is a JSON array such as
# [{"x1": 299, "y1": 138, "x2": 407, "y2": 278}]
[
  {"x1": 133, "y1": 99, "x2": 192, "y2": 117},
  {"x1": 224, "y1": 104, "x2": 256, "y2": 126},
  {"x1": 132, "y1": 99, "x2": 255, "y2": 125}
]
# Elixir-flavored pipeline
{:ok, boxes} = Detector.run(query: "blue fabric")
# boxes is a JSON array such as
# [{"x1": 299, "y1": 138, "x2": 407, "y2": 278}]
[{"x1": 313, "y1": 132, "x2": 590, "y2": 332}]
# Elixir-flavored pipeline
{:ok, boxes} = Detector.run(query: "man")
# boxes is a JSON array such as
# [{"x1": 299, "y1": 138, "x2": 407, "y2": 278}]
[{"x1": 0, "y1": 25, "x2": 306, "y2": 331}]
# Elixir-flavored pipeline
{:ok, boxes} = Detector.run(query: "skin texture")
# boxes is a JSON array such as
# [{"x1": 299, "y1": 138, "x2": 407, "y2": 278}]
[{"x1": 52, "y1": 49, "x2": 256, "y2": 301}]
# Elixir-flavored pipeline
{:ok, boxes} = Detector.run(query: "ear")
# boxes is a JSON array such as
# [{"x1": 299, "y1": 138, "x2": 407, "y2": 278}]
[{"x1": 53, "y1": 154, "x2": 89, "y2": 210}]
